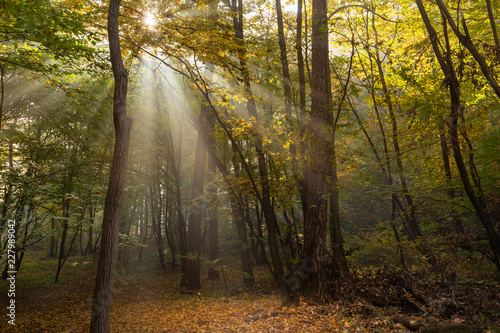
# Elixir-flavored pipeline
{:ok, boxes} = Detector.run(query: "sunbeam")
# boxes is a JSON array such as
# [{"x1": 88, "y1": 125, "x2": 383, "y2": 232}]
[{"x1": 144, "y1": 12, "x2": 156, "y2": 28}]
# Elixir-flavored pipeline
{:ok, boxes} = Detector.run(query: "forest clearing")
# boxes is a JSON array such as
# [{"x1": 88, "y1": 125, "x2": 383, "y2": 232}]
[
  {"x1": 0, "y1": 249, "x2": 498, "y2": 332},
  {"x1": 2, "y1": 0, "x2": 500, "y2": 332}
]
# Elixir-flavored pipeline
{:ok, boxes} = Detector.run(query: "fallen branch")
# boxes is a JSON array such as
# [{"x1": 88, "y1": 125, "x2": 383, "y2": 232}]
[{"x1": 392, "y1": 314, "x2": 474, "y2": 333}]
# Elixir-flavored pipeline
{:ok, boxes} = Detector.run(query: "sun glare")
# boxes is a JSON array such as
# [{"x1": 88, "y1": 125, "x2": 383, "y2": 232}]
[{"x1": 144, "y1": 12, "x2": 156, "y2": 28}]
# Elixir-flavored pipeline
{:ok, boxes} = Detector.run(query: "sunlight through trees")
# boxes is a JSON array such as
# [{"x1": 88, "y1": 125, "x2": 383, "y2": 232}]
[{"x1": 1, "y1": 0, "x2": 499, "y2": 331}]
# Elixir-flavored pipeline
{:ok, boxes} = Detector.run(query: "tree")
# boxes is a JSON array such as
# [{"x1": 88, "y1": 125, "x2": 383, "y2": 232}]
[
  {"x1": 0, "y1": 0, "x2": 102, "y2": 129},
  {"x1": 415, "y1": 0, "x2": 500, "y2": 266},
  {"x1": 303, "y1": 0, "x2": 332, "y2": 303},
  {"x1": 90, "y1": 0, "x2": 133, "y2": 331},
  {"x1": 434, "y1": 0, "x2": 500, "y2": 99},
  {"x1": 183, "y1": 95, "x2": 209, "y2": 290}
]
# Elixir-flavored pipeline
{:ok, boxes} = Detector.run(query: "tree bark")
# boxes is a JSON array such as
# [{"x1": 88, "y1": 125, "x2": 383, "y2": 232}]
[
  {"x1": 230, "y1": 141, "x2": 255, "y2": 286},
  {"x1": 149, "y1": 178, "x2": 166, "y2": 271},
  {"x1": 90, "y1": 0, "x2": 132, "y2": 330},
  {"x1": 303, "y1": 0, "x2": 331, "y2": 303},
  {"x1": 164, "y1": 185, "x2": 177, "y2": 268},
  {"x1": 183, "y1": 98, "x2": 209, "y2": 289},
  {"x1": 86, "y1": 206, "x2": 96, "y2": 254},
  {"x1": 296, "y1": 0, "x2": 306, "y2": 112},
  {"x1": 295, "y1": 0, "x2": 309, "y2": 224},
  {"x1": 438, "y1": 122, "x2": 465, "y2": 234},
  {"x1": 275, "y1": 0, "x2": 293, "y2": 117},
  {"x1": 55, "y1": 166, "x2": 74, "y2": 283},
  {"x1": 207, "y1": 156, "x2": 219, "y2": 280}
]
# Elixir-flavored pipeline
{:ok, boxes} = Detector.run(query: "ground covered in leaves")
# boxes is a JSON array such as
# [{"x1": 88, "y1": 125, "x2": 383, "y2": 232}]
[{"x1": 0, "y1": 253, "x2": 499, "y2": 332}]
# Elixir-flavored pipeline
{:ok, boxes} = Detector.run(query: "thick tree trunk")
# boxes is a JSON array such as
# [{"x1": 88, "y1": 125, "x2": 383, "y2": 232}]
[
  {"x1": 303, "y1": 0, "x2": 331, "y2": 303},
  {"x1": 329, "y1": 142, "x2": 348, "y2": 280},
  {"x1": 90, "y1": 0, "x2": 132, "y2": 331},
  {"x1": 183, "y1": 100, "x2": 208, "y2": 289}
]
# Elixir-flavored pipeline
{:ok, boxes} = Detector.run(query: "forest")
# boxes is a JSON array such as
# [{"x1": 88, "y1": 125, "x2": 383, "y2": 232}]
[{"x1": 0, "y1": 0, "x2": 500, "y2": 331}]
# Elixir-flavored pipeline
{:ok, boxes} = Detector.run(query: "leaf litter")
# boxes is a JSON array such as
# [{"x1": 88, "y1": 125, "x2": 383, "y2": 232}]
[{"x1": 0, "y1": 257, "x2": 496, "y2": 332}]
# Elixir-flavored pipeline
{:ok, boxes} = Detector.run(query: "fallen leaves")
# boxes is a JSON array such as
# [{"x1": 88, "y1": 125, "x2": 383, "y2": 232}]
[
  {"x1": 0, "y1": 258, "x2": 488, "y2": 333},
  {"x1": 1, "y1": 270, "x2": 389, "y2": 333}
]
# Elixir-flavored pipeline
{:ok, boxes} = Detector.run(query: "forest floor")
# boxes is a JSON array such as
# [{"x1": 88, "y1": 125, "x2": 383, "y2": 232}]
[{"x1": 0, "y1": 251, "x2": 498, "y2": 332}]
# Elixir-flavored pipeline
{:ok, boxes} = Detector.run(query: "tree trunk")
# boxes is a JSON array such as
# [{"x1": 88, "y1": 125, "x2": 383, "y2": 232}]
[
  {"x1": 50, "y1": 218, "x2": 57, "y2": 257},
  {"x1": 230, "y1": 196, "x2": 255, "y2": 286},
  {"x1": 207, "y1": 156, "x2": 219, "y2": 280},
  {"x1": 230, "y1": 142, "x2": 255, "y2": 286},
  {"x1": 176, "y1": 181, "x2": 188, "y2": 283},
  {"x1": 296, "y1": 0, "x2": 306, "y2": 112},
  {"x1": 164, "y1": 185, "x2": 177, "y2": 268},
  {"x1": 86, "y1": 207, "x2": 96, "y2": 255},
  {"x1": 90, "y1": 0, "x2": 132, "y2": 330},
  {"x1": 329, "y1": 140, "x2": 348, "y2": 280},
  {"x1": 303, "y1": 0, "x2": 331, "y2": 303},
  {"x1": 0, "y1": 139, "x2": 14, "y2": 240},
  {"x1": 0, "y1": 63, "x2": 5, "y2": 130},
  {"x1": 275, "y1": 0, "x2": 293, "y2": 116},
  {"x1": 485, "y1": 0, "x2": 500, "y2": 59},
  {"x1": 55, "y1": 168, "x2": 74, "y2": 283},
  {"x1": 187, "y1": 90, "x2": 256, "y2": 285},
  {"x1": 183, "y1": 100, "x2": 208, "y2": 289},
  {"x1": 295, "y1": 0, "x2": 309, "y2": 225},
  {"x1": 150, "y1": 180, "x2": 166, "y2": 271},
  {"x1": 438, "y1": 122, "x2": 465, "y2": 233}
]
